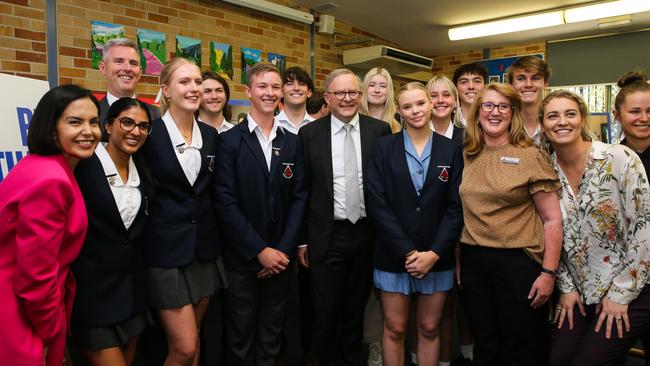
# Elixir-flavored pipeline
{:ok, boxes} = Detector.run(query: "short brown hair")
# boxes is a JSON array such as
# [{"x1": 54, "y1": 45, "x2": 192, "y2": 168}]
[
  {"x1": 246, "y1": 62, "x2": 281, "y2": 87},
  {"x1": 464, "y1": 83, "x2": 532, "y2": 158},
  {"x1": 508, "y1": 56, "x2": 551, "y2": 84}
]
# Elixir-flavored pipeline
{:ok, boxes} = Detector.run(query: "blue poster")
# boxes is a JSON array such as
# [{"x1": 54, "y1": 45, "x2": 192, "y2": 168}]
[{"x1": 477, "y1": 53, "x2": 544, "y2": 83}]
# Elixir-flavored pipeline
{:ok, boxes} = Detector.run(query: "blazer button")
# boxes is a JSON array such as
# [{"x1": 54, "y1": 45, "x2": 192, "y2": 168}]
[
  {"x1": 415, "y1": 206, "x2": 421, "y2": 212},
  {"x1": 191, "y1": 219, "x2": 198, "y2": 224}
]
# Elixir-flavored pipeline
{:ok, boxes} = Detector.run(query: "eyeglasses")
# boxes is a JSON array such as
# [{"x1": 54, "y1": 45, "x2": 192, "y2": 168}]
[
  {"x1": 480, "y1": 102, "x2": 513, "y2": 114},
  {"x1": 326, "y1": 90, "x2": 362, "y2": 101},
  {"x1": 116, "y1": 116, "x2": 152, "y2": 135}
]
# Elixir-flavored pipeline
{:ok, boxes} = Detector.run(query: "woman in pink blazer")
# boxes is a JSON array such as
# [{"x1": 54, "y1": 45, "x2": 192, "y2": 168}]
[{"x1": 0, "y1": 85, "x2": 101, "y2": 366}]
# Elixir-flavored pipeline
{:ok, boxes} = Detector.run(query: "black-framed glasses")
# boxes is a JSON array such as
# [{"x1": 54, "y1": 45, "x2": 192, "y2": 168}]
[
  {"x1": 117, "y1": 116, "x2": 152, "y2": 135},
  {"x1": 326, "y1": 90, "x2": 362, "y2": 101},
  {"x1": 480, "y1": 102, "x2": 513, "y2": 113}
]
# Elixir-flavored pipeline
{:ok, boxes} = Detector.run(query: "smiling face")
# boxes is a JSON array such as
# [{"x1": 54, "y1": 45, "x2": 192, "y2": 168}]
[
  {"x1": 282, "y1": 78, "x2": 312, "y2": 108},
  {"x1": 429, "y1": 81, "x2": 456, "y2": 121},
  {"x1": 55, "y1": 97, "x2": 101, "y2": 167},
  {"x1": 398, "y1": 88, "x2": 432, "y2": 131},
  {"x1": 99, "y1": 45, "x2": 142, "y2": 98},
  {"x1": 324, "y1": 73, "x2": 361, "y2": 123},
  {"x1": 478, "y1": 90, "x2": 513, "y2": 146},
  {"x1": 511, "y1": 68, "x2": 547, "y2": 105},
  {"x1": 201, "y1": 78, "x2": 227, "y2": 115},
  {"x1": 106, "y1": 106, "x2": 149, "y2": 157},
  {"x1": 616, "y1": 91, "x2": 650, "y2": 143},
  {"x1": 367, "y1": 74, "x2": 388, "y2": 106},
  {"x1": 456, "y1": 72, "x2": 484, "y2": 107},
  {"x1": 542, "y1": 97, "x2": 586, "y2": 148},
  {"x1": 246, "y1": 70, "x2": 282, "y2": 116},
  {"x1": 162, "y1": 62, "x2": 202, "y2": 114}
]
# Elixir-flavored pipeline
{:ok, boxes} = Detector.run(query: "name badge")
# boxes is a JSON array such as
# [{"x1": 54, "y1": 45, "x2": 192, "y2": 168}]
[{"x1": 500, "y1": 156, "x2": 520, "y2": 165}]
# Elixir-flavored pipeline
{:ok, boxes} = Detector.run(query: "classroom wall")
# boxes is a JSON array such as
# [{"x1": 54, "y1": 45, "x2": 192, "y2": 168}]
[{"x1": 0, "y1": 0, "x2": 404, "y2": 100}]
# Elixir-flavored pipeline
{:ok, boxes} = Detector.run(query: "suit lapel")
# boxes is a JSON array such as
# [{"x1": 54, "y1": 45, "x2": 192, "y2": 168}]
[
  {"x1": 269, "y1": 129, "x2": 285, "y2": 185},
  {"x1": 91, "y1": 154, "x2": 128, "y2": 233},
  {"x1": 154, "y1": 120, "x2": 194, "y2": 191},
  {"x1": 240, "y1": 120, "x2": 270, "y2": 176},
  {"x1": 359, "y1": 115, "x2": 373, "y2": 171},
  {"x1": 395, "y1": 132, "x2": 421, "y2": 202},
  {"x1": 320, "y1": 119, "x2": 334, "y2": 198},
  {"x1": 421, "y1": 134, "x2": 438, "y2": 194}
]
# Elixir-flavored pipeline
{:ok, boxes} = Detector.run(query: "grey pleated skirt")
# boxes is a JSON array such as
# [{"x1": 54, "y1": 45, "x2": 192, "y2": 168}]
[
  {"x1": 73, "y1": 312, "x2": 152, "y2": 351},
  {"x1": 147, "y1": 256, "x2": 228, "y2": 309}
]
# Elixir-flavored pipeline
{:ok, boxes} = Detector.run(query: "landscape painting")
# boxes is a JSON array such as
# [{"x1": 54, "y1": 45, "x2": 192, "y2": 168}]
[
  {"x1": 268, "y1": 53, "x2": 286, "y2": 74},
  {"x1": 210, "y1": 42, "x2": 234, "y2": 81},
  {"x1": 176, "y1": 35, "x2": 201, "y2": 67},
  {"x1": 241, "y1": 47, "x2": 261, "y2": 84},
  {"x1": 137, "y1": 29, "x2": 166, "y2": 76},
  {"x1": 91, "y1": 21, "x2": 125, "y2": 69}
]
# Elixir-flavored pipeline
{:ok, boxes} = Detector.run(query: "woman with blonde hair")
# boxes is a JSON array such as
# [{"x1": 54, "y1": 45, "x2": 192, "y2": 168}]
[
  {"x1": 459, "y1": 83, "x2": 563, "y2": 365},
  {"x1": 426, "y1": 75, "x2": 464, "y2": 144},
  {"x1": 367, "y1": 82, "x2": 463, "y2": 365},
  {"x1": 142, "y1": 57, "x2": 226, "y2": 366},
  {"x1": 543, "y1": 89, "x2": 650, "y2": 365},
  {"x1": 360, "y1": 67, "x2": 401, "y2": 133}
]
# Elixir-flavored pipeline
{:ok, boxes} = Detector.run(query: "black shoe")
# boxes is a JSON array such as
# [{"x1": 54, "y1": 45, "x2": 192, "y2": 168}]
[{"x1": 451, "y1": 356, "x2": 473, "y2": 366}]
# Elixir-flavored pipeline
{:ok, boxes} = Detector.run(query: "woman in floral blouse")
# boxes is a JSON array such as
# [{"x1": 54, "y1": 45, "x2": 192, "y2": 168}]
[{"x1": 540, "y1": 90, "x2": 650, "y2": 365}]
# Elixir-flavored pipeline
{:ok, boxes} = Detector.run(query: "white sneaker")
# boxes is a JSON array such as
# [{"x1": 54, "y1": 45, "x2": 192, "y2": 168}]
[{"x1": 368, "y1": 342, "x2": 383, "y2": 366}]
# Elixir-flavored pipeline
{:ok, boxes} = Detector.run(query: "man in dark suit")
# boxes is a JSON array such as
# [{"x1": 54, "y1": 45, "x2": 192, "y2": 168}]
[
  {"x1": 215, "y1": 63, "x2": 308, "y2": 366},
  {"x1": 298, "y1": 68, "x2": 391, "y2": 366},
  {"x1": 98, "y1": 38, "x2": 160, "y2": 126}
]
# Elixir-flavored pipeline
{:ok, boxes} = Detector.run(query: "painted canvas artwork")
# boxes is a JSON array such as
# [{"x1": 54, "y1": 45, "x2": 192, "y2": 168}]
[
  {"x1": 210, "y1": 42, "x2": 234, "y2": 81},
  {"x1": 137, "y1": 29, "x2": 166, "y2": 76},
  {"x1": 176, "y1": 35, "x2": 201, "y2": 67},
  {"x1": 91, "y1": 21, "x2": 125, "y2": 69},
  {"x1": 241, "y1": 47, "x2": 261, "y2": 84},
  {"x1": 268, "y1": 53, "x2": 286, "y2": 74}
]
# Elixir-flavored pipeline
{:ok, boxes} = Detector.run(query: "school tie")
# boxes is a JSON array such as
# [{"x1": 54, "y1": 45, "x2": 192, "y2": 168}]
[{"x1": 344, "y1": 124, "x2": 361, "y2": 223}]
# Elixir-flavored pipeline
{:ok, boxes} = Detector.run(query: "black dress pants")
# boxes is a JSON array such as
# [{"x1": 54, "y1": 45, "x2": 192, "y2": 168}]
[{"x1": 310, "y1": 219, "x2": 373, "y2": 366}]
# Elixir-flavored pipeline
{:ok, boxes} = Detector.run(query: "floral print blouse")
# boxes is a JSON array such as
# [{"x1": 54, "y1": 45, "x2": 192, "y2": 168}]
[{"x1": 553, "y1": 141, "x2": 650, "y2": 305}]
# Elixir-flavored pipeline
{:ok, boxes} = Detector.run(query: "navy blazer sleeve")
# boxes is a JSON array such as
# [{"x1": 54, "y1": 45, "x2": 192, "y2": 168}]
[
  {"x1": 429, "y1": 144, "x2": 464, "y2": 257},
  {"x1": 275, "y1": 139, "x2": 308, "y2": 255},
  {"x1": 214, "y1": 132, "x2": 267, "y2": 261},
  {"x1": 366, "y1": 137, "x2": 417, "y2": 259}
]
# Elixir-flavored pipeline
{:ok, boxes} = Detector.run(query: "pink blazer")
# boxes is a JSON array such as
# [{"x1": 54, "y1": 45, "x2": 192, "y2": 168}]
[{"x1": 0, "y1": 154, "x2": 87, "y2": 366}]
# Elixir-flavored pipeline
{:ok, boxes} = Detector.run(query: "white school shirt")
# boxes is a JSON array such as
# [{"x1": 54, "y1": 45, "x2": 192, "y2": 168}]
[
  {"x1": 95, "y1": 143, "x2": 141, "y2": 229},
  {"x1": 247, "y1": 113, "x2": 282, "y2": 171},
  {"x1": 331, "y1": 113, "x2": 366, "y2": 220},
  {"x1": 162, "y1": 111, "x2": 202, "y2": 185},
  {"x1": 275, "y1": 109, "x2": 314, "y2": 135}
]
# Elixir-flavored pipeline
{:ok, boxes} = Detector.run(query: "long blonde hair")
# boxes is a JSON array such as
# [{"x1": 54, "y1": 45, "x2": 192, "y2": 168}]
[
  {"x1": 465, "y1": 83, "x2": 531, "y2": 158},
  {"x1": 159, "y1": 57, "x2": 200, "y2": 115},
  {"x1": 426, "y1": 75, "x2": 462, "y2": 127},
  {"x1": 360, "y1": 67, "x2": 401, "y2": 132}
]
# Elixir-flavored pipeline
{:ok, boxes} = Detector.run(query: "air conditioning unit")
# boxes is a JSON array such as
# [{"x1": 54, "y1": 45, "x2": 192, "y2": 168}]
[{"x1": 343, "y1": 46, "x2": 433, "y2": 81}]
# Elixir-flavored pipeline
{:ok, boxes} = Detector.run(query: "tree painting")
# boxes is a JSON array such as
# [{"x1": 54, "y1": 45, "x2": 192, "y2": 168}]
[
  {"x1": 137, "y1": 29, "x2": 166, "y2": 76},
  {"x1": 241, "y1": 47, "x2": 261, "y2": 84},
  {"x1": 268, "y1": 53, "x2": 286, "y2": 74},
  {"x1": 176, "y1": 35, "x2": 201, "y2": 67},
  {"x1": 210, "y1": 42, "x2": 234, "y2": 81},
  {"x1": 91, "y1": 21, "x2": 125, "y2": 69}
]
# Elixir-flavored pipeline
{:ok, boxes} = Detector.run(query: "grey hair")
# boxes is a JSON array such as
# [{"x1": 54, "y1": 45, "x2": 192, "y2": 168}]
[
  {"x1": 324, "y1": 68, "x2": 360, "y2": 91},
  {"x1": 102, "y1": 38, "x2": 138, "y2": 61}
]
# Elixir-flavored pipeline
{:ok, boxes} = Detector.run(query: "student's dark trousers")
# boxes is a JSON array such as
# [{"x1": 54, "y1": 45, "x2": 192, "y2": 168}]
[
  {"x1": 550, "y1": 286, "x2": 650, "y2": 366},
  {"x1": 310, "y1": 219, "x2": 373, "y2": 366},
  {"x1": 461, "y1": 244, "x2": 549, "y2": 366},
  {"x1": 225, "y1": 268, "x2": 292, "y2": 366}
]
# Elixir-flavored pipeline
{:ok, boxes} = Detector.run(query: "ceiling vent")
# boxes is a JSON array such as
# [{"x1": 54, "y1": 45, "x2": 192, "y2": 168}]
[{"x1": 343, "y1": 45, "x2": 433, "y2": 81}]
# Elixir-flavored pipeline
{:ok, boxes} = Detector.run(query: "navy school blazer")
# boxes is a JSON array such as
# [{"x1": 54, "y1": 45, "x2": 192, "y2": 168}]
[
  {"x1": 72, "y1": 153, "x2": 149, "y2": 328},
  {"x1": 366, "y1": 131, "x2": 464, "y2": 273},
  {"x1": 141, "y1": 118, "x2": 221, "y2": 267},
  {"x1": 215, "y1": 120, "x2": 308, "y2": 272}
]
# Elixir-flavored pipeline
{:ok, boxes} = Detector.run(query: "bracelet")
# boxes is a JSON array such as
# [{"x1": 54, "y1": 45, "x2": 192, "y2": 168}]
[{"x1": 541, "y1": 267, "x2": 557, "y2": 277}]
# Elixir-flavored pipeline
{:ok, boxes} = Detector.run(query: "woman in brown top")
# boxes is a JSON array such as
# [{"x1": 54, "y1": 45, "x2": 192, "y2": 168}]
[{"x1": 458, "y1": 83, "x2": 563, "y2": 366}]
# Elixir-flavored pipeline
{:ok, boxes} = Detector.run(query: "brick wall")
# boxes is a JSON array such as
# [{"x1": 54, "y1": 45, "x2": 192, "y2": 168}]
[
  {"x1": 431, "y1": 41, "x2": 546, "y2": 78},
  {"x1": 0, "y1": 0, "x2": 402, "y2": 100}
]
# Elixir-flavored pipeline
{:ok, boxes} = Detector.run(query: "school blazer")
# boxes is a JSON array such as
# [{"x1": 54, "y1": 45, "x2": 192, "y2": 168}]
[
  {"x1": 141, "y1": 118, "x2": 221, "y2": 267},
  {"x1": 215, "y1": 120, "x2": 308, "y2": 271},
  {"x1": 298, "y1": 114, "x2": 391, "y2": 264},
  {"x1": 72, "y1": 154, "x2": 149, "y2": 328},
  {"x1": 99, "y1": 96, "x2": 161, "y2": 128},
  {"x1": 366, "y1": 132, "x2": 464, "y2": 272}
]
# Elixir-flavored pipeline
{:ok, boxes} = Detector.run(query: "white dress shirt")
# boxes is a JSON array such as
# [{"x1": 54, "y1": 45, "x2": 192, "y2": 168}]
[
  {"x1": 217, "y1": 120, "x2": 235, "y2": 134},
  {"x1": 331, "y1": 113, "x2": 366, "y2": 220},
  {"x1": 275, "y1": 109, "x2": 314, "y2": 135},
  {"x1": 106, "y1": 91, "x2": 136, "y2": 106},
  {"x1": 248, "y1": 113, "x2": 282, "y2": 171},
  {"x1": 95, "y1": 143, "x2": 141, "y2": 229},
  {"x1": 430, "y1": 120, "x2": 454, "y2": 139},
  {"x1": 162, "y1": 111, "x2": 203, "y2": 185}
]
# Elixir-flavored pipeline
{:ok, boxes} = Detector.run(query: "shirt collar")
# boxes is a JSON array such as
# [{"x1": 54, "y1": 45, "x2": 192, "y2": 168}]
[
  {"x1": 106, "y1": 91, "x2": 136, "y2": 106},
  {"x1": 590, "y1": 140, "x2": 607, "y2": 160},
  {"x1": 403, "y1": 131, "x2": 432, "y2": 161},
  {"x1": 331, "y1": 113, "x2": 360, "y2": 134},
  {"x1": 247, "y1": 113, "x2": 283, "y2": 136},
  {"x1": 95, "y1": 143, "x2": 140, "y2": 187},
  {"x1": 276, "y1": 109, "x2": 315, "y2": 125},
  {"x1": 162, "y1": 111, "x2": 203, "y2": 149}
]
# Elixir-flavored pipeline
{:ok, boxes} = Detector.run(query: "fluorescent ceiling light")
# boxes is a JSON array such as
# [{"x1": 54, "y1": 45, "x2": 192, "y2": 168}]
[
  {"x1": 564, "y1": 0, "x2": 650, "y2": 23},
  {"x1": 448, "y1": 11, "x2": 565, "y2": 41},
  {"x1": 222, "y1": 0, "x2": 314, "y2": 24}
]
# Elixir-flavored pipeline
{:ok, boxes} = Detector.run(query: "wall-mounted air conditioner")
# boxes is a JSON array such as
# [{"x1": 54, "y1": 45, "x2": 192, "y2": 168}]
[{"x1": 343, "y1": 46, "x2": 433, "y2": 81}]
